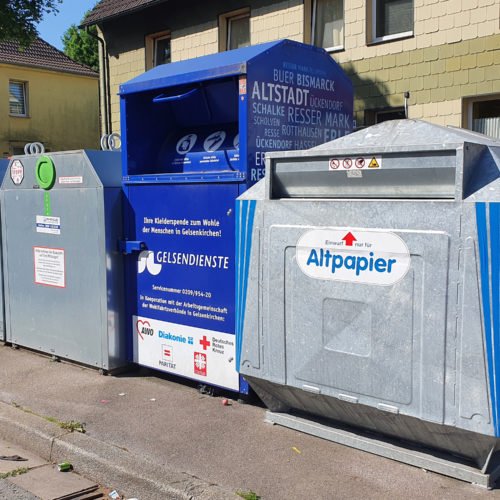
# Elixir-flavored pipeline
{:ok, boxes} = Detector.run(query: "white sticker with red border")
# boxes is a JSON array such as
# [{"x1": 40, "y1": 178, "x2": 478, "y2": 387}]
[
  {"x1": 34, "y1": 247, "x2": 65, "y2": 288},
  {"x1": 296, "y1": 229, "x2": 410, "y2": 286},
  {"x1": 329, "y1": 156, "x2": 382, "y2": 171},
  {"x1": 10, "y1": 159, "x2": 24, "y2": 184},
  {"x1": 133, "y1": 315, "x2": 239, "y2": 390}
]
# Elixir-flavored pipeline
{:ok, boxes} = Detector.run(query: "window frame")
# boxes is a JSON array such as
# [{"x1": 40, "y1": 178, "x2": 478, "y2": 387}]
[
  {"x1": 227, "y1": 13, "x2": 250, "y2": 51},
  {"x1": 463, "y1": 94, "x2": 500, "y2": 140},
  {"x1": 219, "y1": 8, "x2": 251, "y2": 52},
  {"x1": 311, "y1": 0, "x2": 344, "y2": 53},
  {"x1": 145, "y1": 31, "x2": 171, "y2": 70},
  {"x1": 9, "y1": 80, "x2": 28, "y2": 117},
  {"x1": 371, "y1": 0, "x2": 414, "y2": 44}
]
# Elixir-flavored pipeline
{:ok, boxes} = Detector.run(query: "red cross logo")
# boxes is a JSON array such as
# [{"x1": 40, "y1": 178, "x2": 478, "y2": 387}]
[{"x1": 199, "y1": 335, "x2": 211, "y2": 350}]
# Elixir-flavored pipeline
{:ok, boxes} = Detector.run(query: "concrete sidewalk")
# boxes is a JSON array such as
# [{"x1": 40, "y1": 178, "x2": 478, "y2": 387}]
[{"x1": 0, "y1": 345, "x2": 498, "y2": 500}]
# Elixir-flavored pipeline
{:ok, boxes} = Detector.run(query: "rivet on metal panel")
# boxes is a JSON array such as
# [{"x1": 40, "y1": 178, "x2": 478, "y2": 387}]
[
  {"x1": 302, "y1": 384, "x2": 320, "y2": 394},
  {"x1": 377, "y1": 403, "x2": 399, "y2": 414},
  {"x1": 338, "y1": 394, "x2": 359, "y2": 404},
  {"x1": 227, "y1": 208, "x2": 232, "y2": 216}
]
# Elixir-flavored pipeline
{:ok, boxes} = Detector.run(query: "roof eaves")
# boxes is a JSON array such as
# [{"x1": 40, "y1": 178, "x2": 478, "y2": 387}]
[
  {"x1": 0, "y1": 60, "x2": 99, "y2": 79},
  {"x1": 80, "y1": 0, "x2": 168, "y2": 28}
]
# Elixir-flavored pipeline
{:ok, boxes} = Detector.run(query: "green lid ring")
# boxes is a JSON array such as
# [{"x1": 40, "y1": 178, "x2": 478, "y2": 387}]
[{"x1": 35, "y1": 156, "x2": 56, "y2": 190}]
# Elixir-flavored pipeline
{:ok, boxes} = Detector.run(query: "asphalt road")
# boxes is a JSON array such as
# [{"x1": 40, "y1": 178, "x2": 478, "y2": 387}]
[
  {"x1": 1, "y1": 346, "x2": 500, "y2": 499},
  {"x1": 0, "y1": 479, "x2": 39, "y2": 499}
]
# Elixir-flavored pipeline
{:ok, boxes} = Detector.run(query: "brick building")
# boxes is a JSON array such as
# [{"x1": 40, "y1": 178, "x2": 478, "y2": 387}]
[{"x1": 82, "y1": 0, "x2": 500, "y2": 138}]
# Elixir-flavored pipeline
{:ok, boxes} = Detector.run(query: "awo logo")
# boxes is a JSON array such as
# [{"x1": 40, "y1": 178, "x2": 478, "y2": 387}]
[
  {"x1": 137, "y1": 250, "x2": 162, "y2": 275},
  {"x1": 136, "y1": 319, "x2": 154, "y2": 340}
]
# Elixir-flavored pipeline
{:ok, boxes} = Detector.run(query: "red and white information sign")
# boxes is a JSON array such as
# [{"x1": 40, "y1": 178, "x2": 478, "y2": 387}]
[
  {"x1": 133, "y1": 315, "x2": 239, "y2": 390},
  {"x1": 34, "y1": 246, "x2": 65, "y2": 288},
  {"x1": 329, "y1": 156, "x2": 382, "y2": 171},
  {"x1": 10, "y1": 159, "x2": 24, "y2": 185}
]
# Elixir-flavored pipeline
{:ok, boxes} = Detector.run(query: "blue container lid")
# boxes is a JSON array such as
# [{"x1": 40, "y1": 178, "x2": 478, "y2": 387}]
[{"x1": 119, "y1": 40, "x2": 327, "y2": 95}]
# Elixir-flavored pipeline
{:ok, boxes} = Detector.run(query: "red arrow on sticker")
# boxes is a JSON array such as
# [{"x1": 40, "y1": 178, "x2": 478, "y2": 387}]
[{"x1": 342, "y1": 232, "x2": 357, "y2": 246}]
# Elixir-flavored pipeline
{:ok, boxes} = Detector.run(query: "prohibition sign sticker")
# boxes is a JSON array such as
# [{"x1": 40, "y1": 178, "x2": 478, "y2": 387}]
[
  {"x1": 329, "y1": 158, "x2": 340, "y2": 170},
  {"x1": 356, "y1": 158, "x2": 365, "y2": 168},
  {"x1": 343, "y1": 158, "x2": 352, "y2": 169}
]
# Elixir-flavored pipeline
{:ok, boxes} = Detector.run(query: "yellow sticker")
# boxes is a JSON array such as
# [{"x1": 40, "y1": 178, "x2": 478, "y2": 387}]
[{"x1": 368, "y1": 157, "x2": 380, "y2": 168}]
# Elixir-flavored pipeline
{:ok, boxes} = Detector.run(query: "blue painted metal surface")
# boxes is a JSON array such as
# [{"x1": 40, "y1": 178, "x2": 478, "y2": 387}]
[
  {"x1": 477, "y1": 202, "x2": 500, "y2": 436},
  {"x1": 119, "y1": 41, "x2": 281, "y2": 95},
  {"x1": 235, "y1": 199, "x2": 256, "y2": 370},
  {"x1": 120, "y1": 39, "x2": 354, "y2": 393}
]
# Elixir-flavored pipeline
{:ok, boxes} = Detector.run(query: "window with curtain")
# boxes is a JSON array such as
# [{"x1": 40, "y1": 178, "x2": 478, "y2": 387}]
[
  {"x1": 227, "y1": 14, "x2": 250, "y2": 50},
  {"x1": 471, "y1": 99, "x2": 500, "y2": 140},
  {"x1": 374, "y1": 0, "x2": 413, "y2": 40},
  {"x1": 9, "y1": 81, "x2": 27, "y2": 116},
  {"x1": 313, "y1": 0, "x2": 344, "y2": 51}
]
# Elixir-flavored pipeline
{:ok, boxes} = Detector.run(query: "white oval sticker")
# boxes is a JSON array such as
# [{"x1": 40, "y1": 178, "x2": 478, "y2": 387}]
[
  {"x1": 10, "y1": 159, "x2": 24, "y2": 185},
  {"x1": 296, "y1": 229, "x2": 411, "y2": 286}
]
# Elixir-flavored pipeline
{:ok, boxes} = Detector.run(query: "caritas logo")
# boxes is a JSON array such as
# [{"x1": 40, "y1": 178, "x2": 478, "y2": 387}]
[{"x1": 136, "y1": 319, "x2": 154, "y2": 340}]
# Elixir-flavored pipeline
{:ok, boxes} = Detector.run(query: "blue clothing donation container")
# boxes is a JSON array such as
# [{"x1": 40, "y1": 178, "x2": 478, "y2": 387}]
[{"x1": 120, "y1": 39, "x2": 353, "y2": 393}]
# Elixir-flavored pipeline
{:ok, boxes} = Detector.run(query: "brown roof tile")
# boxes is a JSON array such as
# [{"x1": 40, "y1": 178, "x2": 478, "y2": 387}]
[
  {"x1": 81, "y1": 0, "x2": 167, "y2": 26},
  {"x1": 0, "y1": 38, "x2": 98, "y2": 78}
]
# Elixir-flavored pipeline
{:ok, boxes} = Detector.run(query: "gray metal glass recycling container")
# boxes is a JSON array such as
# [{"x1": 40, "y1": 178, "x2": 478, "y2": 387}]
[
  {"x1": 236, "y1": 119, "x2": 500, "y2": 485},
  {"x1": 1, "y1": 151, "x2": 126, "y2": 370}
]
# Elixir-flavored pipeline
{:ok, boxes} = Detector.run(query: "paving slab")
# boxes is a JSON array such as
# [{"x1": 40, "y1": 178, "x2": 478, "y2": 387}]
[
  {"x1": 0, "y1": 345, "x2": 500, "y2": 499},
  {"x1": 0, "y1": 438, "x2": 47, "y2": 473},
  {"x1": 8, "y1": 464, "x2": 98, "y2": 500}
]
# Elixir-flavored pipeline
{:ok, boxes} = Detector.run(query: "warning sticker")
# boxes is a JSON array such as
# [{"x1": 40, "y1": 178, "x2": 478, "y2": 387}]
[
  {"x1": 329, "y1": 156, "x2": 382, "y2": 171},
  {"x1": 239, "y1": 76, "x2": 247, "y2": 95},
  {"x1": 34, "y1": 247, "x2": 65, "y2": 288}
]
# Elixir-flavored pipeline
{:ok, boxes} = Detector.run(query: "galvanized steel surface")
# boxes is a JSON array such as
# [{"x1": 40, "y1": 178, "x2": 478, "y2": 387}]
[
  {"x1": 1, "y1": 151, "x2": 126, "y2": 370},
  {"x1": 237, "y1": 120, "x2": 500, "y2": 467}
]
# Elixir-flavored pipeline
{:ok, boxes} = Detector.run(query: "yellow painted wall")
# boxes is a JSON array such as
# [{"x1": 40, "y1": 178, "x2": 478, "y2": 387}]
[{"x1": 0, "y1": 64, "x2": 99, "y2": 156}]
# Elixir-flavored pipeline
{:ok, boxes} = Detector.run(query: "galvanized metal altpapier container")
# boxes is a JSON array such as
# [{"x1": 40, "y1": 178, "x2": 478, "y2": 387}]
[
  {"x1": 119, "y1": 39, "x2": 353, "y2": 393},
  {"x1": 236, "y1": 119, "x2": 500, "y2": 478},
  {"x1": 1, "y1": 151, "x2": 127, "y2": 370}
]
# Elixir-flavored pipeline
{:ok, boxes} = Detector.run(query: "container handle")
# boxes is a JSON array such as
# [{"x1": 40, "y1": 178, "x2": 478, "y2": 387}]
[{"x1": 152, "y1": 88, "x2": 199, "y2": 103}]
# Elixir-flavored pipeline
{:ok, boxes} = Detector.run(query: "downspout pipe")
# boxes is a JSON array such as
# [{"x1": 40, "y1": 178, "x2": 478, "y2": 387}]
[{"x1": 86, "y1": 26, "x2": 111, "y2": 136}]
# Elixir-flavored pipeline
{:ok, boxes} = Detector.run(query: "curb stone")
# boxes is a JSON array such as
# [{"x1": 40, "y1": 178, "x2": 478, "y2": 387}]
[{"x1": 0, "y1": 401, "x2": 237, "y2": 500}]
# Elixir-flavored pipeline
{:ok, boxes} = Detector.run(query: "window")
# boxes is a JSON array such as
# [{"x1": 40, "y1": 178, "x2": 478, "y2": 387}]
[
  {"x1": 375, "y1": 108, "x2": 406, "y2": 123},
  {"x1": 228, "y1": 14, "x2": 250, "y2": 50},
  {"x1": 364, "y1": 107, "x2": 406, "y2": 126},
  {"x1": 465, "y1": 96, "x2": 500, "y2": 140},
  {"x1": 9, "y1": 81, "x2": 27, "y2": 116},
  {"x1": 312, "y1": 0, "x2": 344, "y2": 51},
  {"x1": 154, "y1": 35, "x2": 171, "y2": 67},
  {"x1": 145, "y1": 32, "x2": 171, "y2": 70},
  {"x1": 372, "y1": 0, "x2": 413, "y2": 42},
  {"x1": 219, "y1": 9, "x2": 250, "y2": 51}
]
